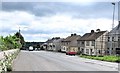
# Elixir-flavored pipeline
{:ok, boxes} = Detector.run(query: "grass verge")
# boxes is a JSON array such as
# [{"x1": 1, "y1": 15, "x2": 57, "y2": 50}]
[{"x1": 80, "y1": 55, "x2": 120, "y2": 62}]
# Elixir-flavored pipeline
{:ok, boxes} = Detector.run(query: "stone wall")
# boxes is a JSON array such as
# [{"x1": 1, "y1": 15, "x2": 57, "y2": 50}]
[{"x1": 0, "y1": 49, "x2": 20, "y2": 72}]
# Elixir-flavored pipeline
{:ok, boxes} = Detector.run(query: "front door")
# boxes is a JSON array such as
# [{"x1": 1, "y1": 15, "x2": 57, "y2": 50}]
[{"x1": 90, "y1": 49, "x2": 92, "y2": 55}]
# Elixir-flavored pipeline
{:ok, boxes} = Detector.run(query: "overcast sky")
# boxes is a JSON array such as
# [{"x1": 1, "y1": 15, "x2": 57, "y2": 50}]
[{"x1": 0, "y1": 1, "x2": 119, "y2": 42}]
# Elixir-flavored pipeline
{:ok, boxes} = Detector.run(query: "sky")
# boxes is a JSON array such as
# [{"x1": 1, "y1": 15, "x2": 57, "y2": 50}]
[{"x1": 0, "y1": 1, "x2": 119, "y2": 42}]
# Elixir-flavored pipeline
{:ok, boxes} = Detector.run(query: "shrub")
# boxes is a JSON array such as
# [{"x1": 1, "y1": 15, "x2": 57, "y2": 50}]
[
  {"x1": 80, "y1": 55, "x2": 120, "y2": 62},
  {"x1": 0, "y1": 49, "x2": 20, "y2": 72}
]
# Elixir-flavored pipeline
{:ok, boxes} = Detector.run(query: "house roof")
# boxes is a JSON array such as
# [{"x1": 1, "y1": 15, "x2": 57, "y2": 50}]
[
  {"x1": 110, "y1": 22, "x2": 120, "y2": 34},
  {"x1": 77, "y1": 31, "x2": 107, "y2": 41},
  {"x1": 46, "y1": 37, "x2": 61, "y2": 43},
  {"x1": 62, "y1": 34, "x2": 81, "y2": 42},
  {"x1": 46, "y1": 39, "x2": 53, "y2": 43}
]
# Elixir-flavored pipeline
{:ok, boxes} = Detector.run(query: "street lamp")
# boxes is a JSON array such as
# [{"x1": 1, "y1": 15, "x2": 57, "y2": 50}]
[
  {"x1": 18, "y1": 26, "x2": 29, "y2": 50},
  {"x1": 112, "y1": 3, "x2": 115, "y2": 29},
  {"x1": 18, "y1": 27, "x2": 20, "y2": 43}
]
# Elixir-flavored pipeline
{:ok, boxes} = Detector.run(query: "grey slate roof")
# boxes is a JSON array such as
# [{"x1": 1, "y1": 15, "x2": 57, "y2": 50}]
[
  {"x1": 77, "y1": 31, "x2": 107, "y2": 41},
  {"x1": 62, "y1": 35, "x2": 81, "y2": 42},
  {"x1": 110, "y1": 22, "x2": 120, "y2": 34}
]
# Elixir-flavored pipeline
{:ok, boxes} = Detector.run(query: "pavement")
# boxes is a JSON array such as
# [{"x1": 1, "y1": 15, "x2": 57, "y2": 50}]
[{"x1": 12, "y1": 50, "x2": 119, "y2": 71}]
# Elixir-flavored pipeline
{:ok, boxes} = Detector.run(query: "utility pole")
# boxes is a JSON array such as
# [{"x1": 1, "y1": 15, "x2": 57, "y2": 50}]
[
  {"x1": 19, "y1": 27, "x2": 21, "y2": 44},
  {"x1": 118, "y1": 1, "x2": 120, "y2": 73},
  {"x1": 112, "y1": 3, "x2": 115, "y2": 29}
]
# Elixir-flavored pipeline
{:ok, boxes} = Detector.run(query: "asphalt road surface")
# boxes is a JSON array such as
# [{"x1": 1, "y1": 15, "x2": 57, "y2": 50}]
[{"x1": 12, "y1": 50, "x2": 118, "y2": 71}]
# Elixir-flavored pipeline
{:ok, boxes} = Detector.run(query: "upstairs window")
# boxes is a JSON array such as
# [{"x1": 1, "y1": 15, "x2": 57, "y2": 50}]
[
  {"x1": 53, "y1": 45, "x2": 55, "y2": 47},
  {"x1": 108, "y1": 37, "x2": 110, "y2": 42},
  {"x1": 91, "y1": 41, "x2": 95, "y2": 46},
  {"x1": 77, "y1": 41, "x2": 80, "y2": 44},
  {"x1": 118, "y1": 37, "x2": 120, "y2": 41},
  {"x1": 112, "y1": 37, "x2": 114, "y2": 41},
  {"x1": 81, "y1": 41, "x2": 84, "y2": 45},
  {"x1": 86, "y1": 41, "x2": 89, "y2": 46}
]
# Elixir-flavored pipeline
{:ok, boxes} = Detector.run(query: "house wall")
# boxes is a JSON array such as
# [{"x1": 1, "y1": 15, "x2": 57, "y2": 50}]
[
  {"x1": 67, "y1": 46, "x2": 78, "y2": 52},
  {"x1": 107, "y1": 33, "x2": 120, "y2": 55},
  {"x1": 84, "y1": 41, "x2": 95, "y2": 55},
  {"x1": 52, "y1": 39, "x2": 63, "y2": 52},
  {"x1": 95, "y1": 32, "x2": 108, "y2": 55},
  {"x1": 77, "y1": 41, "x2": 85, "y2": 54},
  {"x1": 61, "y1": 46, "x2": 68, "y2": 52},
  {"x1": 78, "y1": 32, "x2": 108, "y2": 56},
  {"x1": 47, "y1": 43, "x2": 53, "y2": 51}
]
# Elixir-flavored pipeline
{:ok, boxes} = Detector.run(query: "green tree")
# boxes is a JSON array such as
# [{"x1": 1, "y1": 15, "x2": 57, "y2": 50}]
[
  {"x1": 0, "y1": 34, "x2": 22, "y2": 51},
  {"x1": 14, "y1": 32, "x2": 25, "y2": 47},
  {"x1": 0, "y1": 36, "x2": 8, "y2": 50}
]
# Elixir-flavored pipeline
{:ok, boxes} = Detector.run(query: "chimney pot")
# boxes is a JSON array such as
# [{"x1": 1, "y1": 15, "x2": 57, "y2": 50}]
[
  {"x1": 74, "y1": 33, "x2": 77, "y2": 36},
  {"x1": 91, "y1": 30, "x2": 94, "y2": 33},
  {"x1": 96, "y1": 29, "x2": 100, "y2": 32},
  {"x1": 71, "y1": 34, "x2": 74, "y2": 36}
]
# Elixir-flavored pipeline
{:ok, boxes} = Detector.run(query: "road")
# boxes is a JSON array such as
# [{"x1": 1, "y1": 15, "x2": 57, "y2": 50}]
[{"x1": 12, "y1": 50, "x2": 118, "y2": 71}]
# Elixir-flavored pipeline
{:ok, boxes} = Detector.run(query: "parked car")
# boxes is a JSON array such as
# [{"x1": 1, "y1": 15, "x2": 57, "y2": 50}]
[
  {"x1": 66, "y1": 51, "x2": 76, "y2": 56},
  {"x1": 29, "y1": 46, "x2": 34, "y2": 51}
]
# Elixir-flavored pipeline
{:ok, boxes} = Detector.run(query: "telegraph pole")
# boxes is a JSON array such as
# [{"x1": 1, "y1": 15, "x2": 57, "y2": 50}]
[
  {"x1": 19, "y1": 27, "x2": 21, "y2": 44},
  {"x1": 112, "y1": 3, "x2": 115, "y2": 29},
  {"x1": 118, "y1": 1, "x2": 120, "y2": 73}
]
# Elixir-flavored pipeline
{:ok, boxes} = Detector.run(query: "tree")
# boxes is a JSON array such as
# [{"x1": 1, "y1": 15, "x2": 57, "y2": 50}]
[
  {"x1": 0, "y1": 35, "x2": 22, "y2": 51},
  {"x1": 14, "y1": 32, "x2": 25, "y2": 47},
  {"x1": 0, "y1": 36, "x2": 8, "y2": 50}
]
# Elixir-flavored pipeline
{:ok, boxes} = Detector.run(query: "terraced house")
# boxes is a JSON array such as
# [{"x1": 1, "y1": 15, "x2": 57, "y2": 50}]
[
  {"x1": 107, "y1": 22, "x2": 120, "y2": 55},
  {"x1": 77, "y1": 29, "x2": 108, "y2": 56},
  {"x1": 52, "y1": 37, "x2": 64, "y2": 52},
  {"x1": 61, "y1": 33, "x2": 81, "y2": 53},
  {"x1": 46, "y1": 39, "x2": 54, "y2": 51},
  {"x1": 46, "y1": 37, "x2": 63, "y2": 51}
]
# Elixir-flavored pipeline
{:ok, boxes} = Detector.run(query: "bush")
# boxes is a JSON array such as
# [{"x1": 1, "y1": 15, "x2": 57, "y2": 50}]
[
  {"x1": 80, "y1": 55, "x2": 120, "y2": 62},
  {"x1": 0, "y1": 49, "x2": 20, "y2": 72}
]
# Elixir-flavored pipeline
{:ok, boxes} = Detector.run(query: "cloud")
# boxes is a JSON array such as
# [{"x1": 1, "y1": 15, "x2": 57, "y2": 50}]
[
  {"x1": 2, "y1": 2, "x2": 118, "y2": 19},
  {"x1": 0, "y1": 10, "x2": 118, "y2": 42}
]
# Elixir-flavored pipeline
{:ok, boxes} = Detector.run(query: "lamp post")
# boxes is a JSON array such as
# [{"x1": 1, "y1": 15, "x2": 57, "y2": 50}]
[
  {"x1": 18, "y1": 26, "x2": 28, "y2": 49},
  {"x1": 112, "y1": 3, "x2": 115, "y2": 29},
  {"x1": 18, "y1": 27, "x2": 20, "y2": 44}
]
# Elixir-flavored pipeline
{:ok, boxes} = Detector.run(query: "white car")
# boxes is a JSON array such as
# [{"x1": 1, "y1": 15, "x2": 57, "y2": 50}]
[{"x1": 29, "y1": 46, "x2": 34, "y2": 51}]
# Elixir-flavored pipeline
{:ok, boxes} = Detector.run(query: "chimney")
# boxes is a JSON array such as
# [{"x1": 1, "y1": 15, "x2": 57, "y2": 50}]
[
  {"x1": 91, "y1": 30, "x2": 94, "y2": 33},
  {"x1": 55, "y1": 37, "x2": 60, "y2": 39},
  {"x1": 71, "y1": 34, "x2": 74, "y2": 36},
  {"x1": 96, "y1": 29, "x2": 100, "y2": 32},
  {"x1": 74, "y1": 33, "x2": 77, "y2": 36}
]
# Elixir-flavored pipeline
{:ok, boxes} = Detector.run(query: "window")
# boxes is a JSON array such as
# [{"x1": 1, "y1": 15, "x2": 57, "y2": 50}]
[
  {"x1": 64, "y1": 47, "x2": 66, "y2": 50},
  {"x1": 107, "y1": 48, "x2": 109, "y2": 54},
  {"x1": 118, "y1": 37, "x2": 120, "y2": 41},
  {"x1": 86, "y1": 41, "x2": 89, "y2": 46},
  {"x1": 77, "y1": 41, "x2": 80, "y2": 44},
  {"x1": 91, "y1": 41, "x2": 95, "y2": 46},
  {"x1": 108, "y1": 37, "x2": 110, "y2": 42},
  {"x1": 81, "y1": 41, "x2": 84, "y2": 45},
  {"x1": 98, "y1": 50, "x2": 101, "y2": 54},
  {"x1": 86, "y1": 49, "x2": 89, "y2": 54},
  {"x1": 112, "y1": 37, "x2": 114, "y2": 41},
  {"x1": 73, "y1": 48, "x2": 75, "y2": 51},
  {"x1": 112, "y1": 48, "x2": 113, "y2": 50},
  {"x1": 67, "y1": 42, "x2": 69, "y2": 45},
  {"x1": 53, "y1": 45, "x2": 55, "y2": 47},
  {"x1": 50, "y1": 45, "x2": 52, "y2": 47},
  {"x1": 78, "y1": 47, "x2": 80, "y2": 51}
]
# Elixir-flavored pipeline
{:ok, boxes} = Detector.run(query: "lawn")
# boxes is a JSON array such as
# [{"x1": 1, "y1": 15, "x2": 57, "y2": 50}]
[{"x1": 80, "y1": 55, "x2": 120, "y2": 62}]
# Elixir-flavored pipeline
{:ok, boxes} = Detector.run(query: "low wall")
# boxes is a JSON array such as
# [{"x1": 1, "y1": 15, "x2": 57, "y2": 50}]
[{"x1": 0, "y1": 49, "x2": 20, "y2": 72}]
